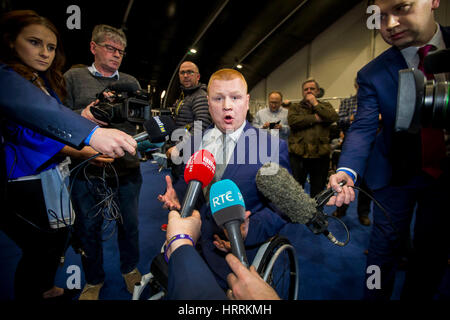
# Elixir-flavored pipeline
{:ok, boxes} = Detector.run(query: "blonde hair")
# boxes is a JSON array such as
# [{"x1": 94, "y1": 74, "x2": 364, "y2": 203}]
[{"x1": 208, "y1": 68, "x2": 247, "y2": 94}]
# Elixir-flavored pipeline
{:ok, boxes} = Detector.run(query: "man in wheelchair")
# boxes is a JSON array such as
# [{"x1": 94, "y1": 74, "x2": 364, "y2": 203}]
[{"x1": 158, "y1": 68, "x2": 292, "y2": 292}]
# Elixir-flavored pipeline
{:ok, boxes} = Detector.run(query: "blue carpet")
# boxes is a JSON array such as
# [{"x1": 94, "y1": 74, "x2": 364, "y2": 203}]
[{"x1": 1, "y1": 161, "x2": 447, "y2": 300}]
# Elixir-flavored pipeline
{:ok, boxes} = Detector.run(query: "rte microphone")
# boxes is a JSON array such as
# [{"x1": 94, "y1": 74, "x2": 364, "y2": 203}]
[
  {"x1": 255, "y1": 162, "x2": 347, "y2": 246},
  {"x1": 133, "y1": 115, "x2": 176, "y2": 143},
  {"x1": 209, "y1": 179, "x2": 249, "y2": 268},
  {"x1": 180, "y1": 149, "x2": 216, "y2": 218}
]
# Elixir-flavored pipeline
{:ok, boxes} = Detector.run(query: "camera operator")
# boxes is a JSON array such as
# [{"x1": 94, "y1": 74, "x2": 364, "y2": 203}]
[
  {"x1": 64, "y1": 24, "x2": 142, "y2": 300},
  {"x1": 328, "y1": 0, "x2": 449, "y2": 300}
]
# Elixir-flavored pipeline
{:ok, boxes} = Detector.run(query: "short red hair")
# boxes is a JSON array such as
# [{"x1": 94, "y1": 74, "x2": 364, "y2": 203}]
[{"x1": 207, "y1": 68, "x2": 248, "y2": 94}]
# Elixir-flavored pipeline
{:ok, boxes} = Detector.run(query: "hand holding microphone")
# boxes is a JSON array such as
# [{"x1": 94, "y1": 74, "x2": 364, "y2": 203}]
[
  {"x1": 327, "y1": 171, "x2": 355, "y2": 207},
  {"x1": 164, "y1": 209, "x2": 202, "y2": 261},
  {"x1": 256, "y1": 162, "x2": 349, "y2": 246}
]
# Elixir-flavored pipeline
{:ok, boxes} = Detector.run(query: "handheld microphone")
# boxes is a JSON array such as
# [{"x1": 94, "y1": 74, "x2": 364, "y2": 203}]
[
  {"x1": 255, "y1": 162, "x2": 347, "y2": 246},
  {"x1": 209, "y1": 179, "x2": 248, "y2": 267},
  {"x1": 133, "y1": 115, "x2": 176, "y2": 143},
  {"x1": 180, "y1": 149, "x2": 216, "y2": 218}
]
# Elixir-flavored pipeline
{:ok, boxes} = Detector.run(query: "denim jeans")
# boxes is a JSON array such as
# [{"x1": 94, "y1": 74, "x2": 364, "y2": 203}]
[{"x1": 71, "y1": 169, "x2": 142, "y2": 285}]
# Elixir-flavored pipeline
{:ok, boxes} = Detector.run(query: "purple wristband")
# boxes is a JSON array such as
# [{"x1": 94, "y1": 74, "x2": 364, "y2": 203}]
[{"x1": 164, "y1": 234, "x2": 195, "y2": 263}]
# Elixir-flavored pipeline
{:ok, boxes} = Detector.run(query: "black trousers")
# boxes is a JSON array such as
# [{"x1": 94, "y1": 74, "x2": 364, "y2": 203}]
[
  {"x1": 289, "y1": 153, "x2": 330, "y2": 198},
  {"x1": 1, "y1": 179, "x2": 68, "y2": 300}
]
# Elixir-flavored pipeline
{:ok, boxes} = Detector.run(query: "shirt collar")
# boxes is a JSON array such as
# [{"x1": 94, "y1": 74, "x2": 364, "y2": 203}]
[
  {"x1": 267, "y1": 107, "x2": 283, "y2": 114},
  {"x1": 204, "y1": 120, "x2": 247, "y2": 144},
  {"x1": 88, "y1": 63, "x2": 120, "y2": 80},
  {"x1": 400, "y1": 23, "x2": 445, "y2": 68}
]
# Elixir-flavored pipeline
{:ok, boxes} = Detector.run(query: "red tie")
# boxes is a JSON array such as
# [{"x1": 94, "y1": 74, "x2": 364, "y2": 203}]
[{"x1": 417, "y1": 45, "x2": 446, "y2": 179}]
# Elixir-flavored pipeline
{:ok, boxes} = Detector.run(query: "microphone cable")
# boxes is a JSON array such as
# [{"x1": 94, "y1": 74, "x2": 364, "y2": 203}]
[
  {"x1": 347, "y1": 185, "x2": 400, "y2": 238},
  {"x1": 322, "y1": 214, "x2": 350, "y2": 247},
  {"x1": 70, "y1": 153, "x2": 122, "y2": 243}
]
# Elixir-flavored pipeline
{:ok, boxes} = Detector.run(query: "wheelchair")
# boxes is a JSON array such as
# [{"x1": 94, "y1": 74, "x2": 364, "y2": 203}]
[{"x1": 132, "y1": 234, "x2": 299, "y2": 300}]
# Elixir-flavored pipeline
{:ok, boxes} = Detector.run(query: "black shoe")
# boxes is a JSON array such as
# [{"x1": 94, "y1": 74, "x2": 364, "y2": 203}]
[
  {"x1": 358, "y1": 215, "x2": 371, "y2": 226},
  {"x1": 332, "y1": 209, "x2": 345, "y2": 218}
]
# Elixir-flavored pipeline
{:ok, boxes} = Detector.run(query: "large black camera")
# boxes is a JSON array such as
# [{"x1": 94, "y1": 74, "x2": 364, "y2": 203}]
[
  {"x1": 395, "y1": 49, "x2": 450, "y2": 133},
  {"x1": 91, "y1": 82, "x2": 150, "y2": 124}
]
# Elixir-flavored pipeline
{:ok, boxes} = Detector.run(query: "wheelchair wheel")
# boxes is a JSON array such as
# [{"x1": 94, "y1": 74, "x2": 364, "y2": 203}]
[{"x1": 251, "y1": 235, "x2": 299, "y2": 300}]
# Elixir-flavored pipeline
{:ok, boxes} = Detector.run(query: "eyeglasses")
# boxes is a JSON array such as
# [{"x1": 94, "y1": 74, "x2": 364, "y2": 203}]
[
  {"x1": 179, "y1": 70, "x2": 197, "y2": 76},
  {"x1": 96, "y1": 43, "x2": 126, "y2": 56}
]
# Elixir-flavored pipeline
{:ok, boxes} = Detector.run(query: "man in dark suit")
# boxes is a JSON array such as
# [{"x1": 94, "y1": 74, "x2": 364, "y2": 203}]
[
  {"x1": 159, "y1": 68, "x2": 291, "y2": 289},
  {"x1": 328, "y1": 0, "x2": 449, "y2": 299}
]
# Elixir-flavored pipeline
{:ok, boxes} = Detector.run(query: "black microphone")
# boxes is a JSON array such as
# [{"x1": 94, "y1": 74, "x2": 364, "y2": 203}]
[
  {"x1": 105, "y1": 81, "x2": 140, "y2": 95},
  {"x1": 255, "y1": 162, "x2": 346, "y2": 246},
  {"x1": 133, "y1": 115, "x2": 176, "y2": 143},
  {"x1": 209, "y1": 179, "x2": 249, "y2": 267}
]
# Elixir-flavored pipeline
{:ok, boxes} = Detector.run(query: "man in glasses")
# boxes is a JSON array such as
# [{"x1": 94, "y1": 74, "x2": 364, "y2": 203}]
[
  {"x1": 166, "y1": 61, "x2": 212, "y2": 182},
  {"x1": 63, "y1": 24, "x2": 143, "y2": 300}
]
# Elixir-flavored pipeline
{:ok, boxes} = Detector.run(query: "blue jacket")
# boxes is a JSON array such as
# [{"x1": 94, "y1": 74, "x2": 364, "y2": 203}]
[
  {"x1": 338, "y1": 27, "x2": 450, "y2": 190},
  {"x1": 0, "y1": 64, "x2": 96, "y2": 149}
]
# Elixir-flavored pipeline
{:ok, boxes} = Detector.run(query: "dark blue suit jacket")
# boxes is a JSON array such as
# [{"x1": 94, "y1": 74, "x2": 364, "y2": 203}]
[
  {"x1": 167, "y1": 245, "x2": 227, "y2": 300},
  {"x1": 1, "y1": 64, "x2": 97, "y2": 199},
  {"x1": 173, "y1": 121, "x2": 291, "y2": 288},
  {"x1": 0, "y1": 64, "x2": 96, "y2": 149},
  {"x1": 338, "y1": 27, "x2": 450, "y2": 190}
]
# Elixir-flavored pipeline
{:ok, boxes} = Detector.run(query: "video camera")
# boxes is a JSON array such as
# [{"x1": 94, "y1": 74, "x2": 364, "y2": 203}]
[
  {"x1": 90, "y1": 82, "x2": 150, "y2": 124},
  {"x1": 395, "y1": 49, "x2": 450, "y2": 133}
]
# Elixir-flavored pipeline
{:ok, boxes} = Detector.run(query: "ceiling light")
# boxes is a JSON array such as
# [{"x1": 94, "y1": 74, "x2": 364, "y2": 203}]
[
  {"x1": 236, "y1": 64, "x2": 243, "y2": 69},
  {"x1": 189, "y1": 48, "x2": 197, "y2": 54}
]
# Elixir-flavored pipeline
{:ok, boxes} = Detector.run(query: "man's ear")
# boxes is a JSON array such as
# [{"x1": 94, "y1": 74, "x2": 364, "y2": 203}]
[
  {"x1": 89, "y1": 41, "x2": 96, "y2": 55},
  {"x1": 431, "y1": 0, "x2": 440, "y2": 10}
]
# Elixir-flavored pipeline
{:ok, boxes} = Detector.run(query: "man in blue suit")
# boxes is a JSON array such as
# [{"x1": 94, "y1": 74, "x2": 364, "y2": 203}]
[
  {"x1": 159, "y1": 68, "x2": 291, "y2": 289},
  {"x1": 328, "y1": 0, "x2": 449, "y2": 299}
]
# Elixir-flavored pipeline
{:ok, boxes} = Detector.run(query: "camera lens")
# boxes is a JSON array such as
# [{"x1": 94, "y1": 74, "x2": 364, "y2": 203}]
[
  {"x1": 420, "y1": 79, "x2": 449, "y2": 130},
  {"x1": 431, "y1": 81, "x2": 449, "y2": 129}
]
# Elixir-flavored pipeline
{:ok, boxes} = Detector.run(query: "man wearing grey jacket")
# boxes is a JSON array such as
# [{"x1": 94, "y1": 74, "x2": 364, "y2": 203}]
[{"x1": 167, "y1": 61, "x2": 212, "y2": 181}]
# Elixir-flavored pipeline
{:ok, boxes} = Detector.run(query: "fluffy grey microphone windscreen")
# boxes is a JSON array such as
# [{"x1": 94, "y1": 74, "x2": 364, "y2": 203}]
[{"x1": 255, "y1": 162, "x2": 317, "y2": 224}]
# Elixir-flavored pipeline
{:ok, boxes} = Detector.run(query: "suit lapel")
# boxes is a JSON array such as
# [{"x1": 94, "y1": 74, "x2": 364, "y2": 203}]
[{"x1": 382, "y1": 47, "x2": 408, "y2": 84}]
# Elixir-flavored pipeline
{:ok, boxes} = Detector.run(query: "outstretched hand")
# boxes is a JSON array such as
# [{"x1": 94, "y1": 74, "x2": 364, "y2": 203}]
[{"x1": 157, "y1": 175, "x2": 181, "y2": 211}]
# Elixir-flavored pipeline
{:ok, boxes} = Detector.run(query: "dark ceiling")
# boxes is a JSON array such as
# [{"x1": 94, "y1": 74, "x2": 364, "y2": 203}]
[{"x1": 5, "y1": 0, "x2": 363, "y2": 106}]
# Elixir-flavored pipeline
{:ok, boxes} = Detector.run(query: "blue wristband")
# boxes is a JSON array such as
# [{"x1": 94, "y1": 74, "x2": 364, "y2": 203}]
[
  {"x1": 336, "y1": 168, "x2": 356, "y2": 183},
  {"x1": 164, "y1": 234, "x2": 195, "y2": 263},
  {"x1": 84, "y1": 125, "x2": 99, "y2": 145}
]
